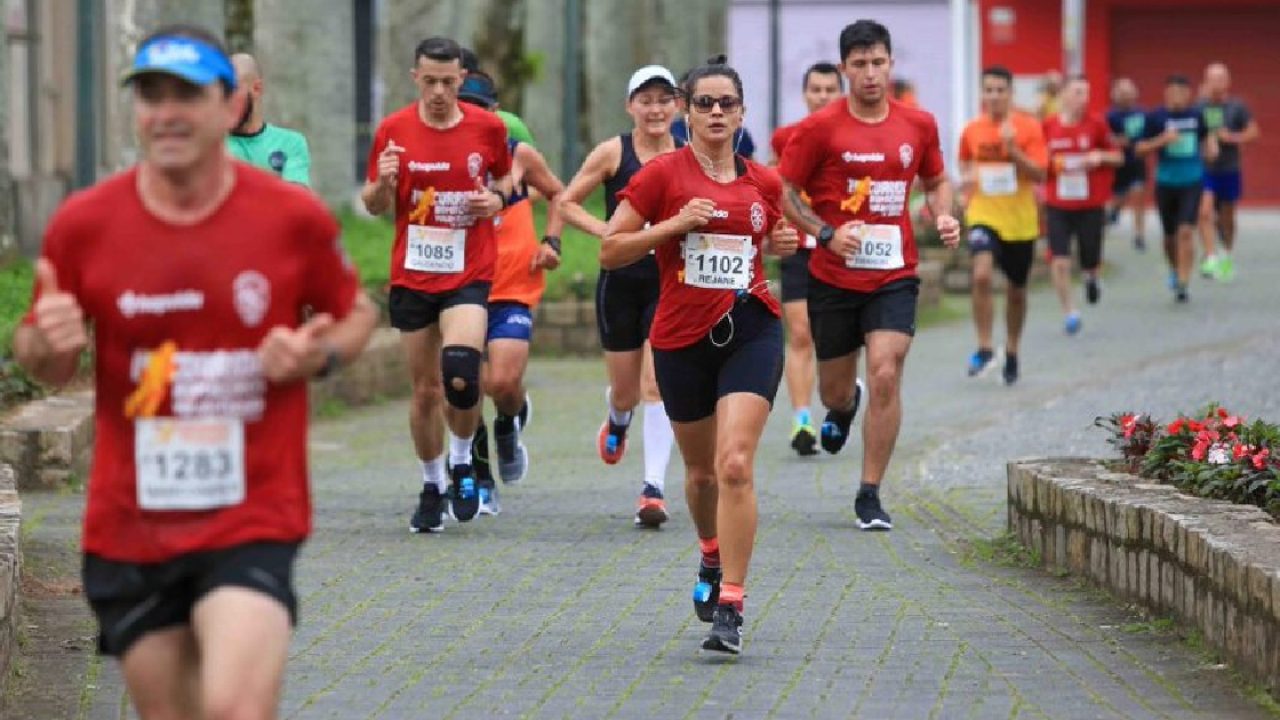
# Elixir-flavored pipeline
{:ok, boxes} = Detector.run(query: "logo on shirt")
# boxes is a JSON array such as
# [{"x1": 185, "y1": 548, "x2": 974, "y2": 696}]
[
  {"x1": 118, "y1": 290, "x2": 205, "y2": 318},
  {"x1": 750, "y1": 202, "x2": 765, "y2": 233},
  {"x1": 269, "y1": 150, "x2": 286, "y2": 174},
  {"x1": 899, "y1": 143, "x2": 913, "y2": 169},
  {"x1": 842, "y1": 151, "x2": 885, "y2": 164},
  {"x1": 467, "y1": 152, "x2": 484, "y2": 179},
  {"x1": 843, "y1": 178, "x2": 909, "y2": 216},
  {"x1": 1078, "y1": 134, "x2": 1091, "y2": 149},
  {"x1": 710, "y1": 209, "x2": 730, "y2": 219},
  {"x1": 409, "y1": 161, "x2": 451, "y2": 174},
  {"x1": 232, "y1": 270, "x2": 270, "y2": 328}
]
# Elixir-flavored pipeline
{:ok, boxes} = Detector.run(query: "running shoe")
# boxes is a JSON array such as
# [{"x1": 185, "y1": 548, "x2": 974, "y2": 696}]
[
  {"x1": 1084, "y1": 276, "x2": 1101, "y2": 305},
  {"x1": 1134, "y1": 235, "x2": 1146, "y2": 252},
  {"x1": 494, "y1": 417, "x2": 529, "y2": 484},
  {"x1": 471, "y1": 420, "x2": 494, "y2": 485},
  {"x1": 819, "y1": 378, "x2": 863, "y2": 455},
  {"x1": 967, "y1": 348, "x2": 996, "y2": 377},
  {"x1": 1175, "y1": 285, "x2": 1189, "y2": 304},
  {"x1": 634, "y1": 483, "x2": 669, "y2": 528},
  {"x1": 598, "y1": 420, "x2": 629, "y2": 465},
  {"x1": 449, "y1": 463, "x2": 480, "y2": 522},
  {"x1": 1166, "y1": 270, "x2": 1178, "y2": 291},
  {"x1": 477, "y1": 476, "x2": 500, "y2": 516},
  {"x1": 1002, "y1": 354, "x2": 1019, "y2": 386},
  {"x1": 410, "y1": 485, "x2": 446, "y2": 534},
  {"x1": 1200, "y1": 256, "x2": 1219, "y2": 279},
  {"x1": 702, "y1": 604, "x2": 744, "y2": 655},
  {"x1": 854, "y1": 490, "x2": 893, "y2": 531},
  {"x1": 1064, "y1": 312, "x2": 1082, "y2": 336},
  {"x1": 692, "y1": 564, "x2": 722, "y2": 622},
  {"x1": 518, "y1": 393, "x2": 532, "y2": 431},
  {"x1": 790, "y1": 422, "x2": 818, "y2": 457},
  {"x1": 1214, "y1": 256, "x2": 1235, "y2": 283}
]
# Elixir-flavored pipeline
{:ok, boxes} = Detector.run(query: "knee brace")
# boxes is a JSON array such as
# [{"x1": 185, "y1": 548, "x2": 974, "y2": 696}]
[{"x1": 441, "y1": 345, "x2": 483, "y2": 409}]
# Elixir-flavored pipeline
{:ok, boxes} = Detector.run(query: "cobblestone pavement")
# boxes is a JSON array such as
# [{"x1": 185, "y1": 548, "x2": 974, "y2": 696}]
[{"x1": 7, "y1": 214, "x2": 1280, "y2": 719}]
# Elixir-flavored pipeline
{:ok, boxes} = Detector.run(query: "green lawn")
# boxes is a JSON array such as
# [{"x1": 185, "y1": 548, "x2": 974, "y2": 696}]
[
  {"x1": 0, "y1": 259, "x2": 34, "y2": 357},
  {"x1": 338, "y1": 188, "x2": 607, "y2": 302}
]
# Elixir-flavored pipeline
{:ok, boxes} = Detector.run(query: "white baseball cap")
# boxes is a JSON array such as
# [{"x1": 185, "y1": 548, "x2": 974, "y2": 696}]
[{"x1": 627, "y1": 65, "x2": 677, "y2": 98}]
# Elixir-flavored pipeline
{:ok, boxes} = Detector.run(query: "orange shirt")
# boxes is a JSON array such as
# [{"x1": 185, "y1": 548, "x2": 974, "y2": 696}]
[
  {"x1": 959, "y1": 111, "x2": 1047, "y2": 241},
  {"x1": 490, "y1": 198, "x2": 545, "y2": 307}
]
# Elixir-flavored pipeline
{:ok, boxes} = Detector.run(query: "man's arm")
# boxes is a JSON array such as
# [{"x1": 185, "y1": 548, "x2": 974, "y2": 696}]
[
  {"x1": 1221, "y1": 118, "x2": 1260, "y2": 145},
  {"x1": 1009, "y1": 141, "x2": 1046, "y2": 182},
  {"x1": 781, "y1": 180, "x2": 824, "y2": 238},
  {"x1": 13, "y1": 259, "x2": 87, "y2": 387},
  {"x1": 558, "y1": 139, "x2": 618, "y2": 238}
]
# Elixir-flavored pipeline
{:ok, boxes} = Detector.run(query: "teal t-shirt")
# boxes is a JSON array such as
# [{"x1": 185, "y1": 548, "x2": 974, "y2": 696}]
[
  {"x1": 1142, "y1": 108, "x2": 1207, "y2": 188},
  {"x1": 227, "y1": 124, "x2": 311, "y2": 186}
]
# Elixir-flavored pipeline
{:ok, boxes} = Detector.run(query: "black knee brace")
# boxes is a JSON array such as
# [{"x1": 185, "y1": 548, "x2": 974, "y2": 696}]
[{"x1": 441, "y1": 345, "x2": 483, "y2": 409}]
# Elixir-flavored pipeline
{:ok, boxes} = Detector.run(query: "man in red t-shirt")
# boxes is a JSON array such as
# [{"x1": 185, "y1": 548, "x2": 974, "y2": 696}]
[
  {"x1": 769, "y1": 61, "x2": 843, "y2": 459},
  {"x1": 778, "y1": 20, "x2": 960, "y2": 532},
  {"x1": 360, "y1": 37, "x2": 513, "y2": 532},
  {"x1": 13, "y1": 25, "x2": 376, "y2": 719},
  {"x1": 1043, "y1": 76, "x2": 1123, "y2": 334}
]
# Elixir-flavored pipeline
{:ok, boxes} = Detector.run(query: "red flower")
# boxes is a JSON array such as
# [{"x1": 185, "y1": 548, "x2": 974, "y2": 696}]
[
  {"x1": 1192, "y1": 439, "x2": 1209, "y2": 461},
  {"x1": 1121, "y1": 414, "x2": 1139, "y2": 439},
  {"x1": 1223, "y1": 416, "x2": 1243, "y2": 429},
  {"x1": 1167, "y1": 419, "x2": 1186, "y2": 434},
  {"x1": 1188, "y1": 420, "x2": 1205, "y2": 432},
  {"x1": 1217, "y1": 407, "x2": 1230, "y2": 419},
  {"x1": 1254, "y1": 449, "x2": 1272, "y2": 471}
]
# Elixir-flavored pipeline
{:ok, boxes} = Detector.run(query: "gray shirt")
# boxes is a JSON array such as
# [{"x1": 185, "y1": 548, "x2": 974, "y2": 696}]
[{"x1": 1199, "y1": 99, "x2": 1252, "y2": 173}]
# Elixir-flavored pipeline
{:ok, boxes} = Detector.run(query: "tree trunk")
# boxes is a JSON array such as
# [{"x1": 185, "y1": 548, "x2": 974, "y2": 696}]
[
  {"x1": 0, "y1": 13, "x2": 14, "y2": 264},
  {"x1": 225, "y1": 0, "x2": 255, "y2": 54}
]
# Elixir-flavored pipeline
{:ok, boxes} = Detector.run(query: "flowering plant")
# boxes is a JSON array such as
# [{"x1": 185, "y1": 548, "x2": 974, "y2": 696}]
[{"x1": 1097, "y1": 406, "x2": 1280, "y2": 517}]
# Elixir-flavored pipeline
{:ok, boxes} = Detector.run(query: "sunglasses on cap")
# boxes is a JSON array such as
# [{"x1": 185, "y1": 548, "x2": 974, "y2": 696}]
[{"x1": 688, "y1": 94, "x2": 742, "y2": 113}]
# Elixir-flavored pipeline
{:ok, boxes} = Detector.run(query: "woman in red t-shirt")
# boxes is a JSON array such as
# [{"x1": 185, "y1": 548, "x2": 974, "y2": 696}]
[{"x1": 603, "y1": 57, "x2": 799, "y2": 656}]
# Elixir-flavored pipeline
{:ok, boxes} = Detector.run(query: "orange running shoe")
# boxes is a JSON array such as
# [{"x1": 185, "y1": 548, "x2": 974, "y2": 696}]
[
  {"x1": 634, "y1": 484, "x2": 668, "y2": 527},
  {"x1": 598, "y1": 419, "x2": 629, "y2": 465}
]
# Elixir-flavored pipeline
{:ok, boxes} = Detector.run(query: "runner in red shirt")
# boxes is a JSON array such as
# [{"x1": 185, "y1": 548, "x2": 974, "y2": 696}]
[
  {"x1": 769, "y1": 61, "x2": 845, "y2": 459},
  {"x1": 778, "y1": 20, "x2": 960, "y2": 531},
  {"x1": 360, "y1": 37, "x2": 513, "y2": 532},
  {"x1": 604, "y1": 57, "x2": 799, "y2": 655},
  {"x1": 12, "y1": 25, "x2": 376, "y2": 719},
  {"x1": 1043, "y1": 76, "x2": 1123, "y2": 335}
]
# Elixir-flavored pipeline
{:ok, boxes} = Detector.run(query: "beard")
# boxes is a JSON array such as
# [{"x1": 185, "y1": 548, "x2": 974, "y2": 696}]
[{"x1": 234, "y1": 96, "x2": 255, "y2": 134}]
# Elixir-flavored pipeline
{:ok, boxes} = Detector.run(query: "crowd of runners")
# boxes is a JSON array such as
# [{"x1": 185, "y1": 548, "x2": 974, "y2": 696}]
[{"x1": 11, "y1": 14, "x2": 1261, "y2": 717}]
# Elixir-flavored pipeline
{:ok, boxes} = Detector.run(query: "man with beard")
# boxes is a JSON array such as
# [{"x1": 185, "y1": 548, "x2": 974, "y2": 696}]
[{"x1": 227, "y1": 53, "x2": 312, "y2": 186}]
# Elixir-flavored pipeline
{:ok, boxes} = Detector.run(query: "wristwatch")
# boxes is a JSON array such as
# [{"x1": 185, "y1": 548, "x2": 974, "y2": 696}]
[
  {"x1": 489, "y1": 188, "x2": 508, "y2": 210},
  {"x1": 816, "y1": 225, "x2": 835, "y2": 248},
  {"x1": 541, "y1": 235, "x2": 562, "y2": 254},
  {"x1": 315, "y1": 344, "x2": 341, "y2": 380}
]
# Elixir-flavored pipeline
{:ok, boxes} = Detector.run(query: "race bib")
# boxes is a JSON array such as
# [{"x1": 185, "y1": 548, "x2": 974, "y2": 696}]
[
  {"x1": 803, "y1": 233, "x2": 818, "y2": 250},
  {"x1": 1056, "y1": 161, "x2": 1090, "y2": 201},
  {"x1": 683, "y1": 233, "x2": 752, "y2": 289},
  {"x1": 978, "y1": 163, "x2": 1018, "y2": 196},
  {"x1": 1168, "y1": 132, "x2": 1196, "y2": 158},
  {"x1": 846, "y1": 224, "x2": 905, "y2": 271},
  {"x1": 405, "y1": 225, "x2": 465, "y2": 273},
  {"x1": 135, "y1": 417, "x2": 245, "y2": 511}
]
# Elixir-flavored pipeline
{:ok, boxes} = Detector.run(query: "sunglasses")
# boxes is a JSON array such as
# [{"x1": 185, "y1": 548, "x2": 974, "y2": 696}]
[{"x1": 688, "y1": 94, "x2": 742, "y2": 113}]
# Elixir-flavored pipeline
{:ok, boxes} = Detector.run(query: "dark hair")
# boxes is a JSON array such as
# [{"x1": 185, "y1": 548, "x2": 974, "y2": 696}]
[
  {"x1": 802, "y1": 62, "x2": 843, "y2": 90},
  {"x1": 414, "y1": 36, "x2": 462, "y2": 65},
  {"x1": 839, "y1": 20, "x2": 892, "y2": 61},
  {"x1": 1166, "y1": 74, "x2": 1191, "y2": 87},
  {"x1": 982, "y1": 65, "x2": 1013, "y2": 85},
  {"x1": 137, "y1": 24, "x2": 233, "y2": 95},
  {"x1": 460, "y1": 47, "x2": 480, "y2": 73},
  {"x1": 682, "y1": 54, "x2": 744, "y2": 101}
]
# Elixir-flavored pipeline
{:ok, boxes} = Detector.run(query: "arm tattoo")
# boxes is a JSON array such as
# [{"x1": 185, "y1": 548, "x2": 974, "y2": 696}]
[{"x1": 786, "y1": 185, "x2": 823, "y2": 229}]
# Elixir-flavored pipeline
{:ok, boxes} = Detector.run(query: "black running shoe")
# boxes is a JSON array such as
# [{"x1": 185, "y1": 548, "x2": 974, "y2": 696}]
[
  {"x1": 819, "y1": 378, "x2": 863, "y2": 455},
  {"x1": 1084, "y1": 276, "x2": 1101, "y2": 305},
  {"x1": 410, "y1": 485, "x2": 446, "y2": 534},
  {"x1": 967, "y1": 348, "x2": 996, "y2": 377},
  {"x1": 702, "y1": 604, "x2": 744, "y2": 655},
  {"x1": 1175, "y1": 286, "x2": 1189, "y2": 304},
  {"x1": 494, "y1": 414, "x2": 529, "y2": 484},
  {"x1": 790, "y1": 423, "x2": 818, "y2": 457},
  {"x1": 1134, "y1": 235, "x2": 1146, "y2": 252},
  {"x1": 854, "y1": 491, "x2": 893, "y2": 531},
  {"x1": 1002, "y1": 354, "x2": 1019, "y2": 386},
  {"x1": 449, "y1": 464, "x2": 480, "y2": 522},
  {"x1": 517, "y1": 393, "x2": 532, "y2": 431},
  {"x1": 692, "y1": 564, "x2": 722, "y2": 622}
]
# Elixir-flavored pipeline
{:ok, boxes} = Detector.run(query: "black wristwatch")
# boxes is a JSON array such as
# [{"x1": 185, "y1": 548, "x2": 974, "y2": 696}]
[
  {"x1": 541, "y1": 235, "x2": 562, "y2": 254},
  {"x1": 816, "y1": 224, "x2": 835, "y2": 248},
  {"x1": 315, "y1": 345, "x2": 341, "y2": 380},
  {"x1": 489, "y1": 188, "x2": 508, "y2": 210}
]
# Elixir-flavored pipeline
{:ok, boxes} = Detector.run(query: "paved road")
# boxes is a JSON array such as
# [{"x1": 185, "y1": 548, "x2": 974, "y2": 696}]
[{"x1": 7, "y1": 213, "x2": 1280, "y2": 719}]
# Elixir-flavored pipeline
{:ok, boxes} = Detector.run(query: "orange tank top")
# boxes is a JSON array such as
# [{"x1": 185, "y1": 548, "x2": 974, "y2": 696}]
[{"x1": 490, "y1": 198, "x2": 545, "y2": 306}]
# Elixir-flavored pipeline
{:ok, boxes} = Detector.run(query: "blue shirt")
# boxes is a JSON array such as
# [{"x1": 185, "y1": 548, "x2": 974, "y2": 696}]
[
  {"x1": 669, "y1": 119, "x2": 756, "y2": 159},
  {"x1": 1106, "y1": 107, "x2": 1147, "y2": 166},
  {"x1": 1142, "y1": 107, "x2": 1208, "y2": 187}
]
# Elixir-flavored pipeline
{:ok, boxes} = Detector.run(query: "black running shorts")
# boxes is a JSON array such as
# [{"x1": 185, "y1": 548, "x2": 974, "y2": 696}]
[
  {"x1": 652, "y1": 297, "x2": 784, "y2": 423},
  {"x1": 967, "y1": 225, "x2": 1035, "y2": 289},
  {"x1": 807, "y1": 276, "x2": 919, "y2": 361},
  {"x1": 1155, "y1": 183, "x2": 1203, "y2": 237},
  {"x1": 595, "y1": 268, "x2": 659, "y2": 352},
  {"x1": 84, "y1": 541, "x2": 300, "y2": 657},
  {"x1": 1046, "y1": 207, "x2": 1105, "y2": 272},
  {"x1": 389, "y1": 282, "x2": 491, "y2": 332},
  {"x1": 779, "y1": 249, "x2": 812, "y2": 304}
]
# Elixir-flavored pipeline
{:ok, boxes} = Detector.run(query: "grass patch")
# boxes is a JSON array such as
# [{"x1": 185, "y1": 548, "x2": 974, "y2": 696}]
[
  {"x1": 337, "y1": 188, "x2": 607, "y2": 303},
  {"x1": 1120, "y1": 617, "x2": 1178, "y2": 634},
  {"x1": 0, "y1": 258, "x2": 42, "y2": 408},
  {"x1": 959, "y1": 531, "x2": 1042, "y2": 569},
  {"x1": 918, "y1": 293, "x2": 969, "y2": 330}
]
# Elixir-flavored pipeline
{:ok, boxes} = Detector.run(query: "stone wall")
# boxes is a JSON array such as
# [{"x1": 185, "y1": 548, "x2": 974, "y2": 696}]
[
  {"x1": 0, "y1": 393, "x2": 95, "y2": 491},
  {"x1": 309, "y1": 328, "x2": 410, "y2": 409},
  {"x1": 0, "y1": 465, "x2": 19, "y2": 696},
  {"x1": 1009, "y1": 459, "x2": 1280, "y2": 694}
]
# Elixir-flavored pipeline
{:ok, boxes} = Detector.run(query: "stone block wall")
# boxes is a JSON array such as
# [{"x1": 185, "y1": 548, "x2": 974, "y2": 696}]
[
  {"x1": 309, "y1": 328, "x2": 410, "y2": 410},
  {"x1": 0, "y1": 465, "x2": 18, "y2": 696},
  {"x1": 0, "y1": 393, "x2": 95, "y2": 490},
  {"x1": 1009, "y1": 459, "x2": 1280, "y2": 694}
]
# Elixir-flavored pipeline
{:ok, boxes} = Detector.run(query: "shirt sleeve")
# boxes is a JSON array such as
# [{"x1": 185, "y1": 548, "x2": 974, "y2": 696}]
[
  {"x1": 301, "y1": 210, "x2": 360, "y2": 320},
  {"x1": 957, "y1": 126, "x2": 974, "y2": 162},
  {"x1": 616, "y1": 160, "x2": 665, "y2": 222},
  {"x1": 283, "y1": 133, "x2": 312, "y2": 187},
  {"x1": 489, "y1": 120, "x2": 513, "y2": 178},
  {"x1": 1236, "y1": 102, "x2": 1253, "y2": 127},
  {"x1": 1021, "y1": 119, "x2": 1049, "y2": 166},
  {"x1": 366, "y1": 119, "x2": 387, "y2": 184},
  {"x1": 919, "y1": 118, "x2": 945, "y2": 178},
  {"x1": 1142, "y1": 111, "x2": 1161, "y2": 140},
  {"x1": 776, "y1": 117, "x2": 821, "y2": 189}
]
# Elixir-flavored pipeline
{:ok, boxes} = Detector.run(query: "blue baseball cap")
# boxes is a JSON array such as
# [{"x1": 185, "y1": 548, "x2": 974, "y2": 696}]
[
  {"x1": 122, "y1": 35, "x2": 237, "y2": 90},
  {"x1": 459, "y1": 74, "x2": 498, "y2": 109}
]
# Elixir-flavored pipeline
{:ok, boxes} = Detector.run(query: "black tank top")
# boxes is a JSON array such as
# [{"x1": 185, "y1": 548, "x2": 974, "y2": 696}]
[{"x1": 602, "y1": 132, "x2": 682, "y2": 278}]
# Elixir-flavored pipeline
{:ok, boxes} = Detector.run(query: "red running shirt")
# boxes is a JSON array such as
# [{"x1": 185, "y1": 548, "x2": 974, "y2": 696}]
[
  {"x1": 1042, "y1": 113, "x2": 1116, "y2": 209},
  {"x1": 618, "y1": 147, "x2": 783, "y2": 351},
  {"x1": 24, "y1": 164, "x2": 360, "y2": 563},
  {"x1": 770, "y1": 123, "x2": 798, "y2": 161},
  {"x1": 367, "y1": 102, "x2": 512, "y2": 293},
  {"x1": 778, "y1": 99, "x2": 945, "y2": 293}
]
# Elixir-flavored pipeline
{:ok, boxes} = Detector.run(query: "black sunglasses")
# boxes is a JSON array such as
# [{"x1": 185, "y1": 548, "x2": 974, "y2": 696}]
[{"x1": 689, "y1": 94, "x2": 742, "y2": 113}]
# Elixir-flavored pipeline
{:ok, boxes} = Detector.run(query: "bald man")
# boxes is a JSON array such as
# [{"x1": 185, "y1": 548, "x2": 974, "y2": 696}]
[
  {"x1": 1196, "y1": 62, "x2": 1259, "y2": 282},
  {"x1": 227, "y1": 53, "x2": 312, "y2": 186}
]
